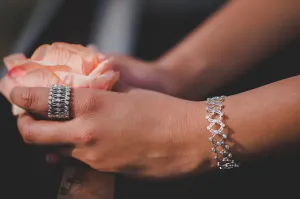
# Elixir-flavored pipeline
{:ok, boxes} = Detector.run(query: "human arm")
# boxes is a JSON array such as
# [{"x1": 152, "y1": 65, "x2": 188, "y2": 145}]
[
  {"x1": 9, "y1": 75, "x2": 300, "y2": 177},
  {"x1": 112, "y1": 0, "x2": 300, "y2": 99}
]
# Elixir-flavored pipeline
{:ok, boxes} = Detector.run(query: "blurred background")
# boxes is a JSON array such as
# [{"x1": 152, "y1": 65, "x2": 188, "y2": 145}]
[
  {"x1": 0, "y1": 0, "x2": 37, "y2": 59},
  {"x1": 0, "y1": 0, "x2": 299, "y2": 199}
]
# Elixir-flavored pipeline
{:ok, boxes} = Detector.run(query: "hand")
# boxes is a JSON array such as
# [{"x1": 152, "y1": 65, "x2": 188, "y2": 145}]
[
  {"x1": 106, "y1": 55, "x2": 198, "y2": 99},
  {"x1": 11, "y1": 87, "x2": 211, "y2": 178}
]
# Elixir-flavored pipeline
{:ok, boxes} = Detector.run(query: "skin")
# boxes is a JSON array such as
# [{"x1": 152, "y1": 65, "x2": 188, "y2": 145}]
[
  {"x1": 111, "y1": 0, "x2": 300, "y2": 100},
  {"x1": 10, "y1": 74, "x2": 300, "y2": 178},
  {"x1": 5, "y1": 0, "x2": 300, "y2": 183}
]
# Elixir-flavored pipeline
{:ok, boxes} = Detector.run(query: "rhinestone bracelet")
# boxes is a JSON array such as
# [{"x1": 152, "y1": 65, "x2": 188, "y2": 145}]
[{"x1": 205, "y1": 96, "x2": 239, "y2": 170}]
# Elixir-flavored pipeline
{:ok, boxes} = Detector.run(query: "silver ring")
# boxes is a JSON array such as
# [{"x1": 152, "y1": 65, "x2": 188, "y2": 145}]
[{"x1": 48, "y1": 85, "x2": 71, "y2": 120}]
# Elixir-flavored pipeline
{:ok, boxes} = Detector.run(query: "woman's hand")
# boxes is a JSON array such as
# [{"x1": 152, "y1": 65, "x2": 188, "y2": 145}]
[
  {"x1": 105, "y1": 55, "x2": 198, "y2": 99},
  {"x1": 109, "y1": 0, "x2": 300, "y2": 101},
  {"x1": 10, "y1": 87, "x2": 210, "y2": 178}
]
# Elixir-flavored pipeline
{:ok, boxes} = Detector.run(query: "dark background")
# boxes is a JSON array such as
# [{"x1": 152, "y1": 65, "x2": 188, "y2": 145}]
[{"x1": 1, "y1": 0, "x2": 300, "y2": 198}]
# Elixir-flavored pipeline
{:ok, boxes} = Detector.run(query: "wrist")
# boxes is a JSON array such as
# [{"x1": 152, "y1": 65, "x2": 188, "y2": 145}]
[
  {"x1": 186, "y1": 98, "x2": 244, "y2": 172},
  {"x1": 154, "y1": 57, "x2": 215, "y2": 100},
  {"x1": 180, "y1": 100, "x2": 217, "y2": 173}
]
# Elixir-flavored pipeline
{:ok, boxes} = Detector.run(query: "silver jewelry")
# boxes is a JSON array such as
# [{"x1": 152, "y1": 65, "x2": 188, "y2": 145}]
[
  {"x1": 205, "y1": 96, "x2": 239, "y2": 170},
  {"x1": 48, "y1": 85, "x2": 71, "y2": 120}
]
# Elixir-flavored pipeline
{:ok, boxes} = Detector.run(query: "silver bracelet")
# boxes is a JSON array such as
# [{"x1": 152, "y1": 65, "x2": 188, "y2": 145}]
[{"x1": 205, "y1": 96, "x2": 239, "y2": 170}]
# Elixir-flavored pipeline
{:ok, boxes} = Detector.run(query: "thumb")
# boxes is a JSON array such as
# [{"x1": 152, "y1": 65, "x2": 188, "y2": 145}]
[{"x1": 105, "y1": 55, "x2": 159, "y2": 92}]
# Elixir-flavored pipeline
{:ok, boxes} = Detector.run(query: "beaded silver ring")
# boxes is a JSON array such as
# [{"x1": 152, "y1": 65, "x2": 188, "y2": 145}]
[{"x1": 48, "y1": 85, "x2": 71, "y2": 120}]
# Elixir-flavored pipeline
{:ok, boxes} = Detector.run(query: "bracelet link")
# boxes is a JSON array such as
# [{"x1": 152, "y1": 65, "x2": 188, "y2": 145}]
[{"x1": 205, "y1": 96, "x2": 239, "y2": 170}]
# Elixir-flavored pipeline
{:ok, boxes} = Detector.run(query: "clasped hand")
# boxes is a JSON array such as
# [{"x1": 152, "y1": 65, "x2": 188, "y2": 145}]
[{"x1": 10, "y1": 87, "x2": 210, "y2": 178}]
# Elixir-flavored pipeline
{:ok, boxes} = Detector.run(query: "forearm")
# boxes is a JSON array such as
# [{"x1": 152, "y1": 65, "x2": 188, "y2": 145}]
[
  {"x1": 193, "y1": 75, "x2": 300, "y2": 167},
  {"x1": 158, "y1": 0, "x2": 300, "y2": 99},
  {"x1": 226, "y1": 75, "x2": 300, "y2": 159}
]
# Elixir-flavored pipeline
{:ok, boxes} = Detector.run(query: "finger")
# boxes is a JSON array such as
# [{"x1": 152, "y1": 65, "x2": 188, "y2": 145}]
[
  {"x1": 58, "y1": 146, "x2": 91, "y2": 166},
  {"x1": 10, "y1": 87, "x2": 49, "y2": 116},
  {"x1": 17, "y1": 113, "x2": 75, "y2": 145},
  {"x1": 107, "y1": 56, "x2": 142, "y2": 92},
  {"x1": 107, "y1": 55, "x2": 150, "y2": 80},
  {"x1": 59, "y1": 146, "x2": 79, "y2": 159},
  {"x1": 10, "y1": 87, "x2": 100, "y2": 118},
  {"x1": 105, "y1": 55, "x2": 159, "y2": 92},
  {"x1": 59, "y1": 147, "x2": 73, "y2": 157}
]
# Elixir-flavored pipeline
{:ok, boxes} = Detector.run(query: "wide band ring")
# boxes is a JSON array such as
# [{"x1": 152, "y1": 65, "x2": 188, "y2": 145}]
[{"x1": 48, "y1": 85, "x2": 71, "y2": 120}]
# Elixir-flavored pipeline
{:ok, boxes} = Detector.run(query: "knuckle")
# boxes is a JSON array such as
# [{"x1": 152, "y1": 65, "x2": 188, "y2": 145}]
[
  {"x1": 20, "y1": 88, "x2": 35, "y2": 109},
  {"x1": 85, "y1": 92, "x2": 97, "y2": 108},
  {"x1": 83, "y1": 151, "x2": 98, "y2": 164},
  {"x1": 85, "y1": 93, "x2": 104, "y2": 113},
  {"x1": 98, "y1": 162, "x2": 116, "y2": 173},
  {"x1": 19, "y1": 121, "x2": 35, "y2": 143},
  {"x1": 85, "y1": 153, "x2": 110, "y2": 172},
  {"x1": 75, "y1": 129, "x2": 95, "y2": 145},
  {"x1": 89, "y1": 94, "x2": 103, "y2": 110},
  {"x1": 73, "y1": 89, "x2": 101, "y2": 116}
]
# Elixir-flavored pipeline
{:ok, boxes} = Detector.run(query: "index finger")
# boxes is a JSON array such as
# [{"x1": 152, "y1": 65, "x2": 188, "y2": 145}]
[
  {"x1": 10, "y1": 87, "x2": 48, "y2": 116},
  {"x1": 17, "y1": 113, "x2": 74, "y2": 145},
  {"x1": 10, "y1": 87, "x2": 98, "y2": 118}
]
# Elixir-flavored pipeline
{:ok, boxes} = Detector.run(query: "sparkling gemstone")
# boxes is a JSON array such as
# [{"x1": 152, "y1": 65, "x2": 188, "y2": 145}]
[
  {"x1": 56, "y1": 99, "x2": 61, "y2": 102},
  {"x1": 57, "y1": 94, "x2": 61, "y2": 97},
  {"x1": 223, "y1": 157, "x2": 229, "y2": 162},
  {"x1": 65, "y1": 96, "x2": 70, "y2": 100},
  {"x1": 211, "y1": 148, "x2": 216, "y2": 152},
  {"x1": 228, "y1": 153, "x2": 232, "y2": 158},
  {"x1": 208, "y1": 137, "x2": 213, "y2": 142},
  {"x1": 225, "y1": 145, "x2": 230, "y2": 149},
  {"x1": 222, "y1": 134, "x2": 227, "y2": 139}
]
